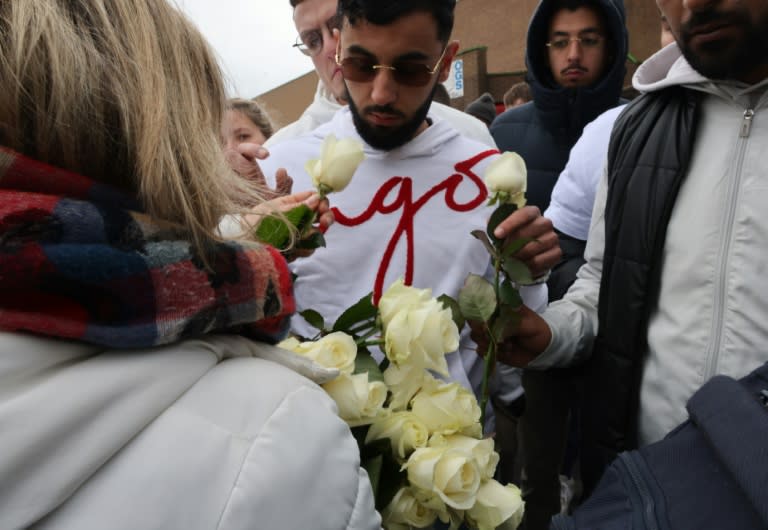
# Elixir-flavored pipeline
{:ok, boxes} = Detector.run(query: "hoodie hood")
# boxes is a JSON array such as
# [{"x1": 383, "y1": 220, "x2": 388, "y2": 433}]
[
  {"x1": 525, "y1": 0, "x2": 628, "y2": 136},
  {"x1": 633, "y1": 43, "x2": 713, "y2": 93}
]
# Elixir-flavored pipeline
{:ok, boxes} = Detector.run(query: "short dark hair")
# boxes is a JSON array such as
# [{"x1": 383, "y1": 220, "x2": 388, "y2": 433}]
[
  {"x1": 289, "y1": 0, "x2": 302, "y2": 7},
  {"x1": 337, "y1": 0, "x2": 456, "y2": 43},
  {"x1": 503, "y1": 82, "x2": 531, "y2": 107},
  {"x1": 548, "y1": 0, "x2": 611, "y2": 42}
]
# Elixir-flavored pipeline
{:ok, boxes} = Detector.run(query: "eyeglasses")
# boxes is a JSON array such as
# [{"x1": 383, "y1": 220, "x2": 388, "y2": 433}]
[
  {"x1": 334, "y1": 46, "x2": 448, "y2": 87},
  {"x1": 546, "y1": 35, "x2": 604, "y2": 51},
  {"x1": 292, "y1": 14, "x2": 342, "y2": 57}
]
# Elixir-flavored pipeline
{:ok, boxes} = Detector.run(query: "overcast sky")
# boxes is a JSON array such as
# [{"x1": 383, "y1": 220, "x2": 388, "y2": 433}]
[{"x1": 175, "y1": 0, "x2": 314, "y2": 97}]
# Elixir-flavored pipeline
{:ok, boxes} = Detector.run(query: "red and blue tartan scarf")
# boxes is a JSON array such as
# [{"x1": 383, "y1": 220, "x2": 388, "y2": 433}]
[{"x1": 0, "y1": 147, "x2": 295, "y2": 348}]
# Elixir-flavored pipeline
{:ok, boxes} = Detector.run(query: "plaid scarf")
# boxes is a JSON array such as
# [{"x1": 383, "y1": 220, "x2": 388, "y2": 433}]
[{"x1": 0, "y1": 147, "x2": 295, "y2": 348}]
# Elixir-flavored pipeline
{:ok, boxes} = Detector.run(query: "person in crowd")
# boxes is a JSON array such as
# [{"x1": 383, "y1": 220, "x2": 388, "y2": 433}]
[
  {"x1": 0, "y1": 1, "x2": 380, "y2": 528},
  {"x1": 545, "y1": 12, "x2": 676, "y2": 301},
  {"x1": 259, "y1": 0, "x2": 561, "y2": 434},
  {"x1": 221, "y1": 98, "x2": 294, "y2": 198},
  {"x1": 503, "y1": 81, "x2": 532, "y2": 110},
  {"x1": 264, "y1": 0, "x2": 496, "y2": 148},
  {"x1": 531, "y1": 17, "x2": 675, "y2": 517},
  {"x1": 222, "y1": 98, "x2": 275, "y2": 149},
  {"x1": 464, "y1": 92, "x2": 498, "y2": 127},
  {"x1": 488, "y1": 0, "x2": 628, "y2": 527},
  {"x1": 485, "y1": 0, "x2": 768, "y2": 507}
]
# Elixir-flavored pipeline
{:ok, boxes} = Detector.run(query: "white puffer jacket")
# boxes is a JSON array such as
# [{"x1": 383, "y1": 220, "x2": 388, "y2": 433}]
[
  {"x1": 0, "y1": 332, "x2": 381, "y2": 530},
  {"x1": 533, "y1": 44, "x2": 768, "y2": 445}
]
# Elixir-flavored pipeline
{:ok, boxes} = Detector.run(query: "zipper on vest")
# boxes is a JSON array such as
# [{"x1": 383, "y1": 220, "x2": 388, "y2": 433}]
[{"x1": 740, "y1": 108, "x2": 755, "y2": 138}]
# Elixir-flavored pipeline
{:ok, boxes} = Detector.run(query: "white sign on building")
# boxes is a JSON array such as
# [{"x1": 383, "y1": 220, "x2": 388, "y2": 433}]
[{"x1": 444, "y1": 59, "x2": 464, "y2": 99}]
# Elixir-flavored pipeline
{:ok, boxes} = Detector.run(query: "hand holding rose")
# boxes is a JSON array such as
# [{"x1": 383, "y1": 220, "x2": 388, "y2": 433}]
[{"x1": 485, "y1": 152, "x2": 561, "y2": 279}]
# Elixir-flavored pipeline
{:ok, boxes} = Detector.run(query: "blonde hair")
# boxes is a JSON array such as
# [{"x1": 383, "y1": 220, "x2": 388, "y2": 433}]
[{"x1": 0, "y1": 0, "x2": 267, "y2": 254}]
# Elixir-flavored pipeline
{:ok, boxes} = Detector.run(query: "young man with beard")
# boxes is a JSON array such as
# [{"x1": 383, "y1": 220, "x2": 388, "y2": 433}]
[
  {"x1": 259, "y1": 0, "x2": 560, "y2": 432},
  {"x1": 487, "y1": 0, "x2": 768, "y2": 501},
  {"x1": 264, "y1": 0, "x2": 496, "y2": 149}
]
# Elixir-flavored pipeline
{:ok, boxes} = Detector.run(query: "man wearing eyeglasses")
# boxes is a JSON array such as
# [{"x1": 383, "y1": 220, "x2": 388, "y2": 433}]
[
  {"x1": 488, "y1": 0, "x2": 628, "y2": 528},
  {"x1": 264, "y1": 0, "x2": 496, "y2": 148},
  {"x1": 259, "y1": 0, "x2": 561, "y2": 453}
]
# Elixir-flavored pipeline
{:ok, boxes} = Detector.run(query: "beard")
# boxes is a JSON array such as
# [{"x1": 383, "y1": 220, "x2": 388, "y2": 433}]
[
  {"x1": 347, "y1": 82, "x2": 438, "y2": 151},
  {"x1": 679, "y1": 6, "x2": 768, "y2": 81}
]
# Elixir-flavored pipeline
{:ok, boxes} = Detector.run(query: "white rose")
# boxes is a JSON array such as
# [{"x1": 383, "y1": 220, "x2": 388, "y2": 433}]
[
  {"x1": 322, "y1": 372, "x2": 387, "y2": 426},
  {"x1": 383, "y1": 363, "x2": 439, "y2": 411},
  {"x1": 384, "y1": 298, "x2": 458, "y2": 376},
  {"x1": 404, "y1": 446, "x2": 481, "y2": 510},
  {"x1": 465, "y1": 479, "x2": 525, "y2": 530},
  {"x1": 276, "y1": 336, "x2": 302, "y2": 351},
  {"x1": 304, "y1": 133, "x2": 365, "y2": 195},
  {"x1": 484, "y1": 151, "x2": 527, "y2": 208},
  {"x1": 378, "y1": 278, "x2": 432, "y2": 328},
  {"x1": 411, "y1": 381, "x2": 482, "y2": 436},
  {"x1": 381, "y1": 487, "x2": 438, "y2": 529},
  {"x1": 299, "y1": 331, "x2": 357, "y2": 374},
  {"x1": 366, "y1": 411, "x2": 429, "y2": 460},
  {"x1": 429, "y1": 435, "x2": 499, "y2": 480}
]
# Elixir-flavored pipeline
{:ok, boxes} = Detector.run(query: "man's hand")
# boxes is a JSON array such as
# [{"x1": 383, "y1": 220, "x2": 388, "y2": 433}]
[
  {"x1": 492, "y1": 205, "x2": 561, "y2": 278},
  {"x1": 469, "y1": 304, "x2": 552, "y2": 367}
]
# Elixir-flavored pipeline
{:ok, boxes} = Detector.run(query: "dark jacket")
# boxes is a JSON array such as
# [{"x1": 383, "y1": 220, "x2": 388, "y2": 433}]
[
  {"x1": 579, "y1": 86, "x2": 702, "y2": 494},
  {"x1": 490, "y1": 0, "x2": 628, "y2": 212}
]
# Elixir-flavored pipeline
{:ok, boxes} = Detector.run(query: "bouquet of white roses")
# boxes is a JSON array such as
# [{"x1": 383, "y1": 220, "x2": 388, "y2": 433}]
[
  {"x1": 279, "y1": 279, "x2": 524, "y2": 530},
  {"x1": 267, "y1": 134, "x2": 527, "y2": 529}
]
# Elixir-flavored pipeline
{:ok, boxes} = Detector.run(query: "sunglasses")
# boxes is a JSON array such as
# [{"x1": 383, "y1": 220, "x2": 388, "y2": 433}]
[{"x1": 335, "y1": 45, "x2": 448, "y2": 87}]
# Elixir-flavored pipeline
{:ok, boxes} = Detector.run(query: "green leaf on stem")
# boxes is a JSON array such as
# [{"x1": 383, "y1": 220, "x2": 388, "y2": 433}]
[
  {"x1": 438, "y1": 294, "x2": 466, "y2": 331},
  {"x1": 333, "y1": 292, "x2": 377, "y2": 333},
  {"x1": 499, "y1": 279, "x2": 523, "y2": 308},
  {"x1": 299, "y1": 309, "x2": 325, "y2": 332},
  {"x1": 255, "y1": 204, "x2": 315, "y2": 251},
  {"x1": 470, "y1": 229, "x2": 498, "y2": 258},
  {"x1": 354, "y1": 348, "x2": 384, "y2": 383},
  {"x1": 487, "y1": 203, "x2": 518, "y2": 244},
  {"x1": 458, "y1": 274, "x2": 497, "y2": 322},
  {"x1": 491, "y1": 304, "x2": 523, "y2": 343},
  {"x1": 502, "y1": 257, "x2": 534, "y2": 285},
  {"x1": 254, "y1": 215, "x2": 291, "y2": 250}
]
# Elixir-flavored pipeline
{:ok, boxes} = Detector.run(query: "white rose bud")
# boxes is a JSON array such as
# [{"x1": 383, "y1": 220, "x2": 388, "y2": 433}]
[
  {"x1": 322, "y1": 372, "x2": 387, "y2": 427},
  {"x1": 383, "y1": 363, "x2": 439, "y2": 411},
  {"x1": 429, "y1": 434, "x2": 499, "y2": 480},
  {"x1": 411, "y1": 381, "x2": 482, "y2": 436},
  {"x1": 484, "y1": 151, "x2": 527, "y2": 208},
  {"x1": 384, "y1": 298, "x2": 458, "y2": 376},
  {"x1": 465, "y1": 479, "x2": 525, "y2": 530},
  {"x1": 304, "y1": 133, "x2": 365, "y2": 196},
  {"x1": 366, "y1": 411, "x2": 430, "y2": 460},
  {"x1": 381, "y1": 487, "x2": 439, "y2": 529},
  {"x1": 404, "y1": 446, "x2": 481, "y2": 510},
  {"x1": 299, "y1": 331, "x2": 357, "y2": 374},
  {"x1": 378, "y1": 278, "x2": 432, "y2": 328}
]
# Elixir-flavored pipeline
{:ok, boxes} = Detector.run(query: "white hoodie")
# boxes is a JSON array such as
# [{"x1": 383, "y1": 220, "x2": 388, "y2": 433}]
[
  {"x1": 260, "y1": 107, "x2": 547, "y2": 409},
  {"x1": 533, "y1": 44, "x2": 768, "y2": 445}
]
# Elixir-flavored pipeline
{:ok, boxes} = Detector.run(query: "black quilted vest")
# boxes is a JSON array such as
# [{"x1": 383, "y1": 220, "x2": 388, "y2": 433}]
[{"x1": 579, "y1": 86, "x2": 703, "y2": 494}]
